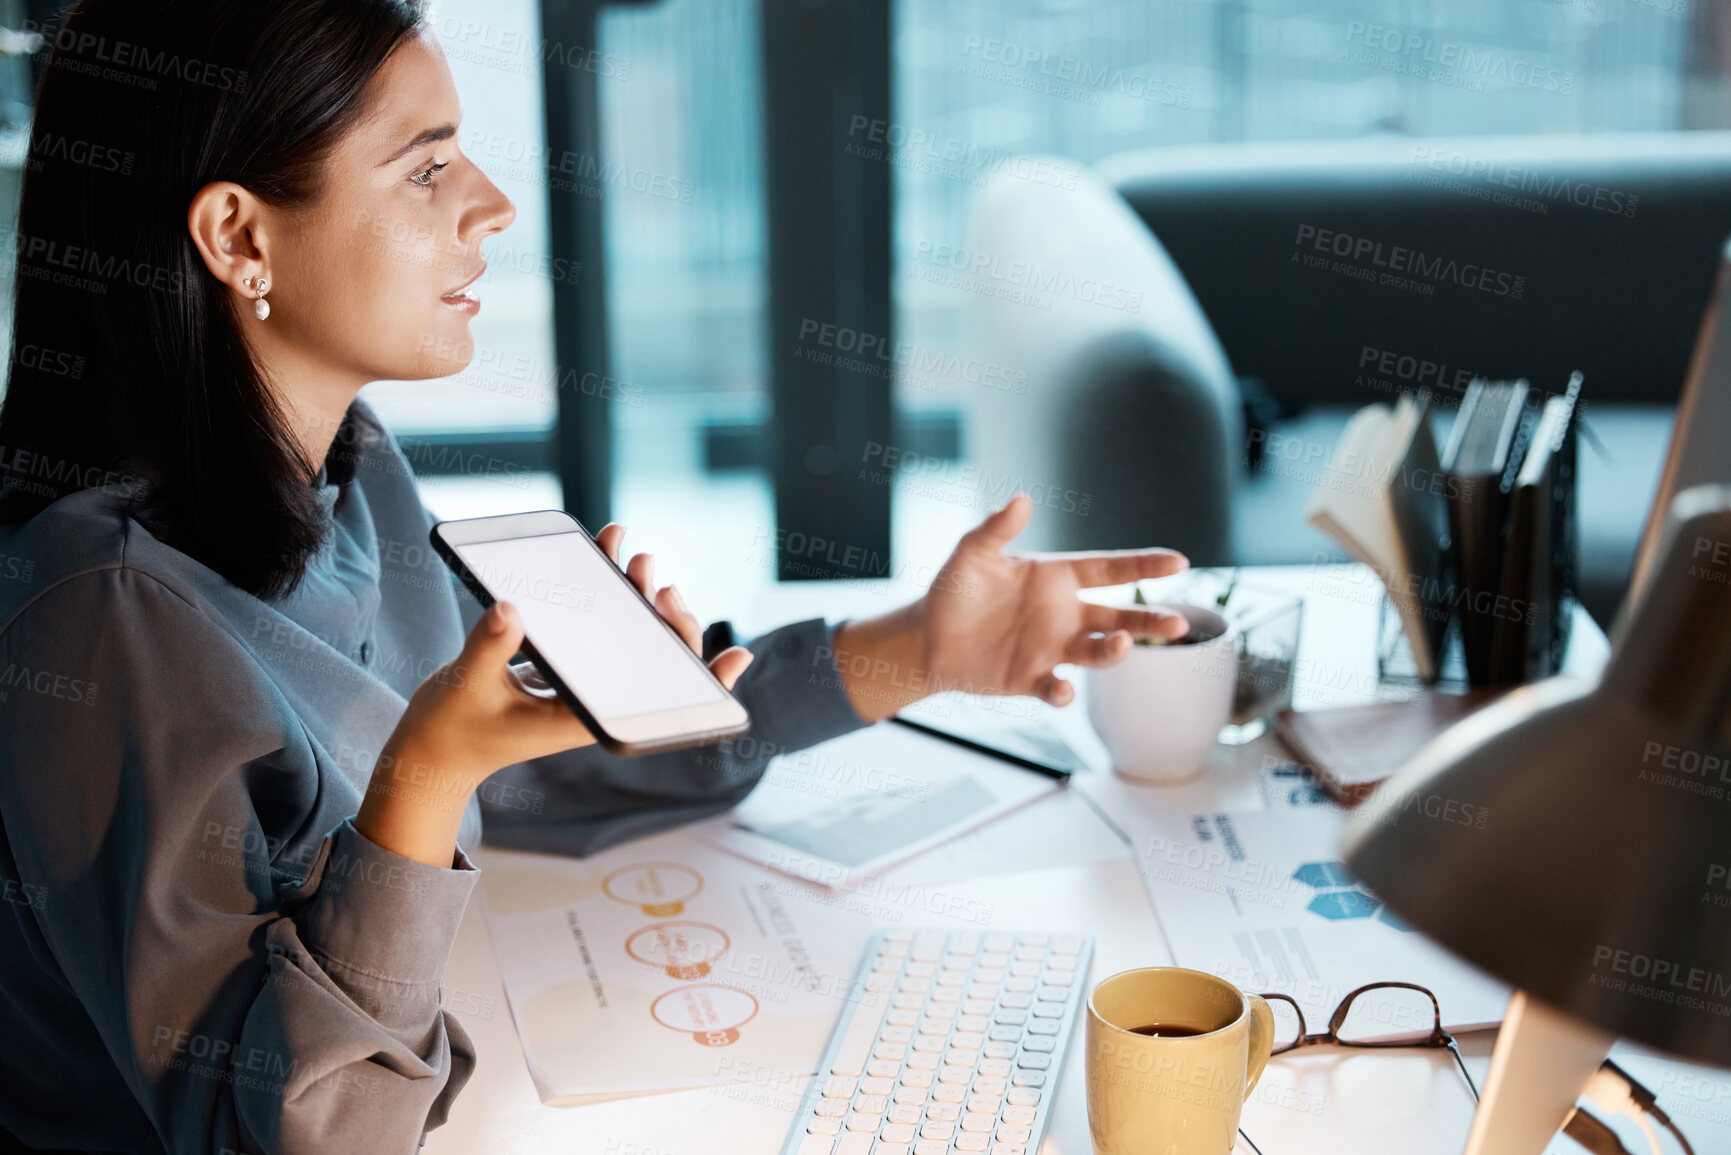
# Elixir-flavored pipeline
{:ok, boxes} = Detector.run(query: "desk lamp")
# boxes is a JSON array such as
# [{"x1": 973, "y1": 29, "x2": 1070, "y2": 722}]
[{"x1": 1342, "y1": 484, "x2": 1731, "y2": 1154}]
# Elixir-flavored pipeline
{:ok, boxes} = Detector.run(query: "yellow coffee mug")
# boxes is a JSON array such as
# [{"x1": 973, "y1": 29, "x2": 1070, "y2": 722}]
[{"x1": 1085, "y1": 967, "x2": 1275, "y2": 1155}]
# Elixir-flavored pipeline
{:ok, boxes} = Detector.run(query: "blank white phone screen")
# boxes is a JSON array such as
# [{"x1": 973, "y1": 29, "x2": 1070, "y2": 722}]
[{"x1": 454, "y1": 532, "x2": 726, "y2": 721}]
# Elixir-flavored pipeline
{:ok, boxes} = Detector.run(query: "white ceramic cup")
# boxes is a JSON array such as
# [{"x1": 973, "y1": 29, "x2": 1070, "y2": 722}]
[{"x1": 1084, "y1": 602, "x2": 1237, "y2": 784}]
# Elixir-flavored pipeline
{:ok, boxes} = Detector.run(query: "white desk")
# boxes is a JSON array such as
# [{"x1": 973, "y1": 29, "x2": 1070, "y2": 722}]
[{"x1": 427, "y1": 566, "x2": 1730, "y2": 1155}]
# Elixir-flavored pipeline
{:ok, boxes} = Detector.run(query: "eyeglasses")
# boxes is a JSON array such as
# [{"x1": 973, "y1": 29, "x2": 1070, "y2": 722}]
[
  {"x1": 1260, "y1": 981, "x2": 1479, "y2": 1101},
  {"x1": 1233, "y1": 982, "x2": 1480, "y2": 1155}
]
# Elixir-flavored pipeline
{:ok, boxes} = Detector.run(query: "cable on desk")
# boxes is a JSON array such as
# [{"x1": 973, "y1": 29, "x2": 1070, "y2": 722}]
[{"x1": 1238, "y1": 1127, "x2": 1265, "y2": 1155}]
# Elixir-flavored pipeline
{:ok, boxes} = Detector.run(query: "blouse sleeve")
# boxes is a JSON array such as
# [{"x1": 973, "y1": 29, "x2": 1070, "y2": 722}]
[
  {"x1": 0, "y1": 567, "x2": 477, "y2": 1155},
  {"x1": 475, "y1": 603, "x2": 874, "y2": 857}
]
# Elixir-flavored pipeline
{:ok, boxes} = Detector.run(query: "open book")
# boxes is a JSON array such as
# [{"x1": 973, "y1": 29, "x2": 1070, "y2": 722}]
[{"x1": 1304, "y1": 392, "x2": 1450, "y2": 681}]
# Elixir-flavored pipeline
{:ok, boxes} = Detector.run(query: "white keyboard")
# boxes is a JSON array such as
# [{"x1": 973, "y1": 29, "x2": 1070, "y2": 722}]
[{"x1": 778, "y1": 928, "x2": 1094, "y2": 1155}]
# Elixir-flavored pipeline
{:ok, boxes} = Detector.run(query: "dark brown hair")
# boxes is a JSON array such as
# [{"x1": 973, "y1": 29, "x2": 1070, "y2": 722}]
[{"x1": 0, "y1": 0, "x2": 425, "y2": 597}]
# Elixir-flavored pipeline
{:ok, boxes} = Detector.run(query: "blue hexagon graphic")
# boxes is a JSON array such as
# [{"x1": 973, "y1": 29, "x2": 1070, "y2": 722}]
[
  {"x1": 1376, "y1": 906, "x2": 1411, "y2": 931},
  {"x1": 1293, "y1": 861, "x2": 1356, "y2": 890},
  {"x1": 1306, "y1": 889, "x2": 1381, "y2": 920}
]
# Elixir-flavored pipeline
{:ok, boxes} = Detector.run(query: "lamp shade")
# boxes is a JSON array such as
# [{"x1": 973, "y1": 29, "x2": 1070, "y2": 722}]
[{"x1": 1343, "y1": 485, "x2": 1731, "y2": 1065}]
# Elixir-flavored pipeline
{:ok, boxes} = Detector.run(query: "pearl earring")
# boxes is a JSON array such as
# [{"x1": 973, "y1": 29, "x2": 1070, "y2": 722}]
[{"x1": 246, "y1": 275, "x2": 271, "y2": 320}]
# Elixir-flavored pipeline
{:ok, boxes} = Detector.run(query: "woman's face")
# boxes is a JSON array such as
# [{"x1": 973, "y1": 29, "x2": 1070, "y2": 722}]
[{"x1": 259, "y1": 30, "x2": 515, "y2": 388}]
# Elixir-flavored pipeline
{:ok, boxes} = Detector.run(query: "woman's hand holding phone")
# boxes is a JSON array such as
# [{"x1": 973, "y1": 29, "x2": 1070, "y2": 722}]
[{"x1": 356, "y1": 523, "x2": 755, "y2": 866}]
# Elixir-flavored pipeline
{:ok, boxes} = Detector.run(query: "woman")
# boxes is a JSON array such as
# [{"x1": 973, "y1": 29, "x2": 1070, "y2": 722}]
[{"x1": 0, "y1": 1, "x2": 1188, "y2": 1151}]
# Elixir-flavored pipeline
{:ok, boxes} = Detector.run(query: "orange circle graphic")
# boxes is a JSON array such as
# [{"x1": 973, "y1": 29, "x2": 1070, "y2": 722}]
[
  {"x1": 649, "y1": 984, "x2": 759, "y2": 1047},
  {"x1": 601, "y1": 863, "x2": 704, "y2": 916},
  {"x1": 625, "y1": 922, "x2": 731, "y2": 980}
]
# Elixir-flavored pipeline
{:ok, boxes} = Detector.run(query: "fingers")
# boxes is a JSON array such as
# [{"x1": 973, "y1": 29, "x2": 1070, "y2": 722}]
[
  {"x1": 654, "y1": 583, "x2": 702, "y2": 652},
  {"x1": 1082, "y1": 603, "x2": 1190, "y2": 644},
  {"x1": 1065, "y1": 629, "x2": 1133, "y2": 667},
  {"x1": 596, "y1": 523, "x2": 626, "y2": 566},
  {"x1": 462, "y1": 601, "x2": 526, "y2": 675},
  {"x1": 1030, "y1": 669, "x2": 1074, "y2": 708},
  {"x1": 1062, "y1": 546, "x2": 1190, "y2": 590},
  {"x1": 626, "y1": 550, "x2": 654, "y2": 599},
  {"x1": 965, "y1": 492, "x2": 1033, "y2": 552},
  {"x1": 709, "y1": 645, "x2": 755, "y2": 690}
]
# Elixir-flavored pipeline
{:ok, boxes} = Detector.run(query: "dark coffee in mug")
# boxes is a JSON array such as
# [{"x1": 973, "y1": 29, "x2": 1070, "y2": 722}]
[{"x1": 1125, "y1": 1023, "x2": 1208, "y2": 1038}]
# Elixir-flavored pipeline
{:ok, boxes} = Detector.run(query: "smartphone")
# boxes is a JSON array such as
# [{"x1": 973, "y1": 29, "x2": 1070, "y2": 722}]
[{"x1": 430, "y1": 510, "x2": 750, "y2": 756}]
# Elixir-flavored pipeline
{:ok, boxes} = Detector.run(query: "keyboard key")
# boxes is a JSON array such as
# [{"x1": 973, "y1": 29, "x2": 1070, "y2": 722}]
[
  {"x1": 881, "y1": 1123, "x2": 918, "y2": 1143},
  {"x1": 927, "y1": 1103, "x2": 961, "y2": 1122},
  {"x1": 973, "y1": 1076, "x2": 1007, "y2": 1094},
  {"x1": 966, "y1": 1095, "x2": 1002, "y2": 1114},
  {"x1": 906, "y1": 962, "x2": 937, "y2": 977},
  {"x1": 816, "y1": 1099, "x2": 849, "y2": 1117},
  {"x1": 920, "y1": 1121, "x2": 956, "y2": 1141},
  {"x1": 984, "y1": 933, "x2": 1015, "y2": 952},
  {"x1": 893, "y1": 994, "x2": 924, "y2": 1011},
  {"x1": 938, "y1": 1066, "x2": 973, "y2": 1085},
  {"x1": 797, "y1": 1135, "x2": 834, "y2": 1155},
  {"x1": 831, "y1": 993, "x2": 893, "y2": 1076},
  {"x1": 888, "y1": 1009, "x2": 920, "y2": 1027},
  {"x1": 1030, "y1": 1003, "x2": 1064, "y2": 1018},
  {"x1": 900, "y1": 1069, "x2": 934, "y2": 1087},
  {"x1": 808, "y1": 1117, "x2": 842, "y2": 1135},
  {"x1": 1011, "y1": 1071, "x2": 1047, "y2": 1087},
  {"x1": 1023, "y1": 1037, "x2": 1056, "y2": 1053},
  {"x1": 979, "y1": 1058, "x2": 1013, "y2": 1076},
  {"x1": 997, "y1": 1124, "x2": 1032, "y2": 1142},
  {"x1": 900, "y1": 978, "x2": 932, "y2": 994},
  {"x1": 907, "y1": 1052, "x2": 940, "y2": 1070},
  {"x1": 889, "y1": 1103, "x2": 922, "y2": 1123},
  {"x1": 951, "y1": 932, "x2": 980, "y2": 953},
  {"x1": 845, "y1": 1113, "x2": 881, "y2": 1132},
  {"x1": 933, "y1": 1084, "x2": 966, "y2": 1103},
  {"x1": 960, "y1": 1112, "x2": 996, "y2": 1133},
  {"x1": 1035, "y1": 986, "x2": 1067, "y2": 1002},
  {"x1": 1000, "y1": 993, "x2": 1031, "y2": 1009},
  {"x1": 1045, "y1": 955, "x2": 1078, "y2": 971},
  {"x1": 1017, "y1": 1054, "x2": 1051, "y2": 1070},
  {"x1": 911, "y1": 932, "x2": 945, "y2": 961},
  {"x1": 1002, "y1": 1106, "x2": 1036, "y2": 1125},
  {"x1": 961, "y1": 1000, "x2": 995, "y2": 1017},
  {"x1": 956, "y1": 1135, "x2": 990, "y2": 1151},
  {"x1": 967, "y1": 984, "x2": 1001, "y2": 1001},
  {"x1": 1010, "y1": 962, "x2": 1041, "y2": 978},
  {"x1": 991, "y1": 1146, "x2": 1027, "y2": 1155},
  {"x1": 1005, "y1": 978, "x2": 1036, "y2": 993},
  {"x1": 867, "y1": 1059, "x2": 900, "y2": 1077},
  {"x1": 952, "y1": 1032, "x2": 985, "y2": 1049},
  {"x1": 1019, "y1": 934, "x2": 1050, "y2": 946},
  {"x1": 885, "y1": 928, "x2": 915, "y2": 942},
  {"x1": 823, "y1": 1076, "x2": 858, "y2": 1098},
  {"x1": 984, "y1": 1042, "x2": 1017, "y2": 1059},
  {"x1": 1026, "y1": 1021, "x2": 1060, "y2": 1036},
  {"x1": 874, "y1": 1042, "x2": 908, "y2": 1060},
  {"x1": 1040, "y1": 971, "x2": 1074, "y2": 987},
  {"x1": 837, "y1": 1136, "x2": 874, "y2": 1155},
  {"x1": 995, "y1": 1009, "x2": 1027, "y2": 1025},
  {"x1": 943, "y1": 1049, "x2": 980, "y2": 1068},
  {"x1": 856, "y1": 1094, "x2": 888, "y2": 1114},
  {"x1": 989, "y1": 1026, "x2": 1022, "y2": 1041},
  {"x1": 930, "y1": 988, "x2": 962, "y2": 1004},
  {"x1": 861, "y1": 1076, "x2": 893, "y2": 1095},
  {"x1": 877, "y1": 1147, "x2": 910, "y2": 1155},
  {"x1": 973, "y1": 968, "x2": 1005, "y2": 985},
  {"x1": 1007, "y1": 1087, "x2": 1041, "y2": 1106},
  {"x1": 1053, "y1": 935, "x2": 1082, "y2": 954},
  {"x1": 893, "y1": 1088, "x2": 928, "y2": 1108},
  {"x1": 915, "y1": 1143, "x2": 948, "y2": 1155},
  {"x1": 883, "y1": 1026, "x2": 914, "y2": 1043}
]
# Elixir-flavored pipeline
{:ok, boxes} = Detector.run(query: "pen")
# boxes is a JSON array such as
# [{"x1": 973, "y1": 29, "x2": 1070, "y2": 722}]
[{"x1": 888, "y1": 714, "x2": 1076, "y2": 782}]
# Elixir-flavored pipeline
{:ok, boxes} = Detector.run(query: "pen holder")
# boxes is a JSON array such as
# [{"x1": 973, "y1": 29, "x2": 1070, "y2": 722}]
[{"x1": 1376, "y1": 593, "x2": 1468, "y2": 690}]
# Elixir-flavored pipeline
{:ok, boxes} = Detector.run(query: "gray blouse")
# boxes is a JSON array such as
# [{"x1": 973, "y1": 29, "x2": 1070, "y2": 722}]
[{"x1": 0, "y1": 403, "x2": 870, "y2": 1153}]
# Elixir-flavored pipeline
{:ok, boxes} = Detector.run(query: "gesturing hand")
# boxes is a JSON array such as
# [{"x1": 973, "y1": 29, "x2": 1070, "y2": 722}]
[{"x1": 921, "y1": 493, "x2": 1191, "y2": 707}]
